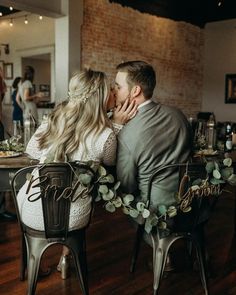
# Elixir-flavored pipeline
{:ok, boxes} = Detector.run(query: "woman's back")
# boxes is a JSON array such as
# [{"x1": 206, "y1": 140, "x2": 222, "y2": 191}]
[{"x1": 17, "y1": 68, "x2": 117, "y2": 231}]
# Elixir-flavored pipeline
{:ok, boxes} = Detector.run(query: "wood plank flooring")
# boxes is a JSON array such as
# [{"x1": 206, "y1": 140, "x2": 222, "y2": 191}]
[{"x1": 1, "y1": 188, "x2": 236, "y2": 295}]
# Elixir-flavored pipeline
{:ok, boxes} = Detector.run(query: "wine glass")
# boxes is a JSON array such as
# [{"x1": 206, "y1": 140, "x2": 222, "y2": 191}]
[{"x1": 13, "y1": 120, "x2": 22, "y2": 141}]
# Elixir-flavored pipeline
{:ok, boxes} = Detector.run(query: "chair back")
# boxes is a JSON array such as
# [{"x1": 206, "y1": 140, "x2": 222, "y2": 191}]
[
  {"x1": 37, "y1": 163, "x2": 73, "y2": 240},
  {"x1": 146, "y1": 162, "x2": 220, "y2": 235},
  {"x1": 12, "y1": 162, "x2": 95, "y2": 239}
]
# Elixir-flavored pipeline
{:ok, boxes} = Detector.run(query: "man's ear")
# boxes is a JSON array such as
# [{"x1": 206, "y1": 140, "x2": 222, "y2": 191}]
[{"x1": 131, "y1": 85, "x2": 141, "y2": 98}]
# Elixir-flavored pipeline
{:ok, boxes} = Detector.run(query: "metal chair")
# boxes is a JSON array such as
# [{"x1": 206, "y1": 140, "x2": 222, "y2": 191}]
[
  {"x1": 11, "y1": 162, "x2": 95, "y2": 295},
  {"x1": 130, "y1": 163, "x2": 220, "y2": 295}
]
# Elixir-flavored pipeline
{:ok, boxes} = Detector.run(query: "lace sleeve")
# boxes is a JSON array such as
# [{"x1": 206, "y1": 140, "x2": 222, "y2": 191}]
[
  {"x1": 102, "y1": 132, "x2": 117, "y2": 166},
  {"x1": 112, "y1": 122, "x2": 124, "y2": 135},
  {"x1": 25, "y1": 122, "x2": 47, "y2": 159}
]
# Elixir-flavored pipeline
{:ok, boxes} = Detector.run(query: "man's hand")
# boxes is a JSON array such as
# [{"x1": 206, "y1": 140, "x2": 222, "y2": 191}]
[{"x1": 112, "y1": 98, "x2": 138, "y2": 125}]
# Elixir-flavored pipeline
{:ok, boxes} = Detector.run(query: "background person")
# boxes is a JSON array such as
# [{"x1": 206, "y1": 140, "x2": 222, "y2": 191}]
[
  {"x1": 16, "y1": 65, "x2": 43, "y2": 125},
  {"x1": 12, "y1": 77, "x2": 23, "y2": 125}
]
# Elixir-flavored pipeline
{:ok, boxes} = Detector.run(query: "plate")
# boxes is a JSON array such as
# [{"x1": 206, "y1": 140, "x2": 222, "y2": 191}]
[{"x1": 0, "y1": 151, "x2": 23, "y2": 158}]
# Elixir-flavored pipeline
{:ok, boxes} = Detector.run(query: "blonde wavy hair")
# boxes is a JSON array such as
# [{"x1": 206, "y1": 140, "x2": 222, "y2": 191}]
[{"x1": 37, "y1": 69, "x2": 111, "y2": 161}]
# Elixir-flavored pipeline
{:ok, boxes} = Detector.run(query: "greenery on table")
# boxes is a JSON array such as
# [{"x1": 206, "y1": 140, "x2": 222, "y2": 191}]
[
  {"x1": 0, "y1": 138, "x2": 24, "y2": 152},
  {"x1": 76, "y1": 157, "x2": 236, "y2": 234}
]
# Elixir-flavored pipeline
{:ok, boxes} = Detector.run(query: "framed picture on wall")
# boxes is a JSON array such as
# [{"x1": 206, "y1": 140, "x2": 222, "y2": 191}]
[
  {"x1": 4, "y1": 63, "x2": 13, "y2": 79},
  {"x1": 225, "y1": 74, "x2": 236, "y2": 103}
]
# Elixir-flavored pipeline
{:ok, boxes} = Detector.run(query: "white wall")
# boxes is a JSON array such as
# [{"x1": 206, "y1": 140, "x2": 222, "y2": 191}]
[{"x1": 202, "y1": 19, "x2": 236, "y2": 122}]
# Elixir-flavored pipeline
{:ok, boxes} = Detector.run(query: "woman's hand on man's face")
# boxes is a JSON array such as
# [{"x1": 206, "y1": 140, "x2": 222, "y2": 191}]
[{"x1": 112, "y1": 98, "x2": 138, "y2": 125}]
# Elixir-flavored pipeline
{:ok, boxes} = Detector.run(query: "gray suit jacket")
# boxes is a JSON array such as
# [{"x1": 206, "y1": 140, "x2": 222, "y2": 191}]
[{"x1": 116, "y1": 101, "x2": 192, "y2": 208}]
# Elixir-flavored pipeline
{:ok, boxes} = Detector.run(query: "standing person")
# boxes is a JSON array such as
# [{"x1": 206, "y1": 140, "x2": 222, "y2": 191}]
[
  {"x1": 16, "y1": 66, "x2": 43, "y2": 125},
  {"x1": 17, "y1": 68, "x2": 136, "y2": 278},
  {"x1": 114, "y1": 60, "x2": 192, "y2": 210},
  {"x1": 12, "y1": 77, "x2": 23, "y2": 125}
]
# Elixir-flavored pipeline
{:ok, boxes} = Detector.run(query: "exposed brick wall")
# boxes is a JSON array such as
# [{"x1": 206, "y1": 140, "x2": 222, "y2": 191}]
[{"x1": 81, "y1": 0, "x2": 204, "y2": 119}]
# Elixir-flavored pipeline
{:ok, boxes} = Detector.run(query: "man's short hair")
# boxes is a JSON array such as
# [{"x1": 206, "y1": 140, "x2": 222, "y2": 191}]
[{"x1": 116, "y1": 61, "x2": 156, "y2": 99}]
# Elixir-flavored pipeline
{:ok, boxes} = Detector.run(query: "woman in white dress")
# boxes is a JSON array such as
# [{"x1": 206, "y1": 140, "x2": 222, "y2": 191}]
[
  {"x1": 16, "y1": 66, "x2": 43, "y2": 125},
  {"x1": 17, "y1": 68, "x2": 137, "y2": 278}
]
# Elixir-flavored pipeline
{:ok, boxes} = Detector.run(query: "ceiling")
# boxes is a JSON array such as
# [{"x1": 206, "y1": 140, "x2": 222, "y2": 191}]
[
  {"x1": 0, "y1": 5, "x2": 19, "y2": 16},
  {"x1": 110, "y1": 0, "x2": 236, "y2": 28},
  {"x1": 1, "y1": 1, "x2": 236, "y2": 28}
]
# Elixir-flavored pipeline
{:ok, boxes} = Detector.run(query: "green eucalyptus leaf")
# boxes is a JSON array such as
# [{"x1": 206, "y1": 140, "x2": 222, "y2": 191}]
[
  {"x1": 158, "y1": 205, "x2": 167, "y2": 215},
  {"x1": 221, "y1": 167, "x2": 234, "y2": 179},
  {"x1": 144, "y1": 219, "x2": 152, "y2": 233},
  {"x1": 150, "y1": 214, "x2": 159, "y2": 226},
  {"x1": 106, "y1": 174, "x2": 115, "y2": 183},
  {"x1": 99, "y1": 175, "x2": 115, "y2": 183},
  {"x1": 95, "y1": 195, "x2": 101, "y2": 202},
  {"x1": 205, "y1": 162, "x2": 215, "y2": 174},
  {"x1": 114, "y1": 181, "x2": 121, "y2": 190},
  {"x1": 210, "y1": 178, "x2": 225, "y2": 185},
  {"x1": 122, "y1": 207, "x2": 130, "y2": 215},
  {"x1": 98, "y1": 185, "x2": 109, "y2": 194},
  {"x1": 79, "y1": 173, "x2": 92, "y2": 185},
  {"x1": 136, "y1": 202, "x2": 145, "y2": 212},
  {"x1": 102, "y1": 189, "x2": 114, "y2": 201},
  {"x1": 113, "y1": 197, "x2": 122, "y2": 208},
  {"x1": 223, "y1": 157, "x2": 232, "y2": 167},
  {"x1": 129, "y1": 209, "x2": 139, "y2": 218},
  {"x1": 228, "y1": 174, "x2": 236, "y2": 186},
  {"x1": 98, "y1": 165, "x2": 107, "y2": 177},
  {"x1": 158, "y1": 221, "x2": 167, "y2": 229},
  {"x1": 142, "y1": 208, "x2": 150, "y2": 218},
  {"x1": 214, "y1": 162, "x2": 220, "y2": 171},
  {"x1": 167, "y1": 206, "x2": 177, "y2": 218},
  {"x1": 105, "y1": 202, "x2": 116, "y2": 213},
  {"x1": 192, "y1": 178, "x2": 202, "y2": 186},
  {"x1": 213, "y1": 169, "x2": 221, "y2": 179},
  {"x1": 123, "y1": 194, "x2": 134, "y2": 205}
]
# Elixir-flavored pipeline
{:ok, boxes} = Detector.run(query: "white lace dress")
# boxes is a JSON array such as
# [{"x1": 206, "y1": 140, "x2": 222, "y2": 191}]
[{"x1": 17, "y1": 122, "x2": 120, "y2": 231}]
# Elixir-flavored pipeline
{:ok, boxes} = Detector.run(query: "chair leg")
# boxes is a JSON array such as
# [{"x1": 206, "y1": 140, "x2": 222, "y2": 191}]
[
  {"x1": 20, "y1": 235, "x2": 27, "y2": 281},
  {"x1": 193, "y1": 228, "x2": 209, "y2": 295},
  {"x1": 195, "y1": 242, "x2": 209, "y2": 295},
  {"x1": 130, "y1": 225, "x2": 144, "y2": 273},
  {"x1": 151, "y1": 236, "x2": 169, "y2": 295},
  {"x1": 71, "y1": 231, "x2": 89, "y2": 295},
  {"x1": 26, "y1": 236, "x2": 47, "y2": 295}
]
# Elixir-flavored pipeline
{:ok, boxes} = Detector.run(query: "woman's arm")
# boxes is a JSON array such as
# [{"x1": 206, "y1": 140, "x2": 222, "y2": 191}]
[
  {"x1": 16, "y1": 91, "x2": 23, "y2": 109},
  {"x1": 102, "y1": 132, "x2": 117, "y2": 166},
  {"x1": 23, "y1": 88, "x2": 37, "y2": 102}
]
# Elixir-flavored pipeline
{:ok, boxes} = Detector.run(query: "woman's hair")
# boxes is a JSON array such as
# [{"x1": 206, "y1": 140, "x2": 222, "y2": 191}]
[
  {"x1": 12, "y1": 77, "x2": 21, "y2": 89},
  {"x1": 37, "y1": 68, "x2": 111, "y2": 161},
  {"x1": 23, "y1": 66, "x2": 35, "y2": 82}
]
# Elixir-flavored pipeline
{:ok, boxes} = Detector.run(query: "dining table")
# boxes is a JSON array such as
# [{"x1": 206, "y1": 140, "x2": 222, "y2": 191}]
[{"x1": 0, "y1": 153, "x2": 39, "y2": 191}]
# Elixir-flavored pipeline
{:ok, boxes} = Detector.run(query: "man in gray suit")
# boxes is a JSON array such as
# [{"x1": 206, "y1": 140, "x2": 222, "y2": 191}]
[{"x1": 115, "y1": 61, "x2": 192, "y2": 208}]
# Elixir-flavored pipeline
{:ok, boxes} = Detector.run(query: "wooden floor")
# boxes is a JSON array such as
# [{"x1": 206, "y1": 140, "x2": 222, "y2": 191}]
[{"x1": 1, "y1": 188, "x2": 236, "y2": 295}]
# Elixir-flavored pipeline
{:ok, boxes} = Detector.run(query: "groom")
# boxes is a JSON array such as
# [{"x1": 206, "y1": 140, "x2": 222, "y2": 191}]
[{"x1": 114, "y1": 60, "x2": 192, "y2": 208}]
